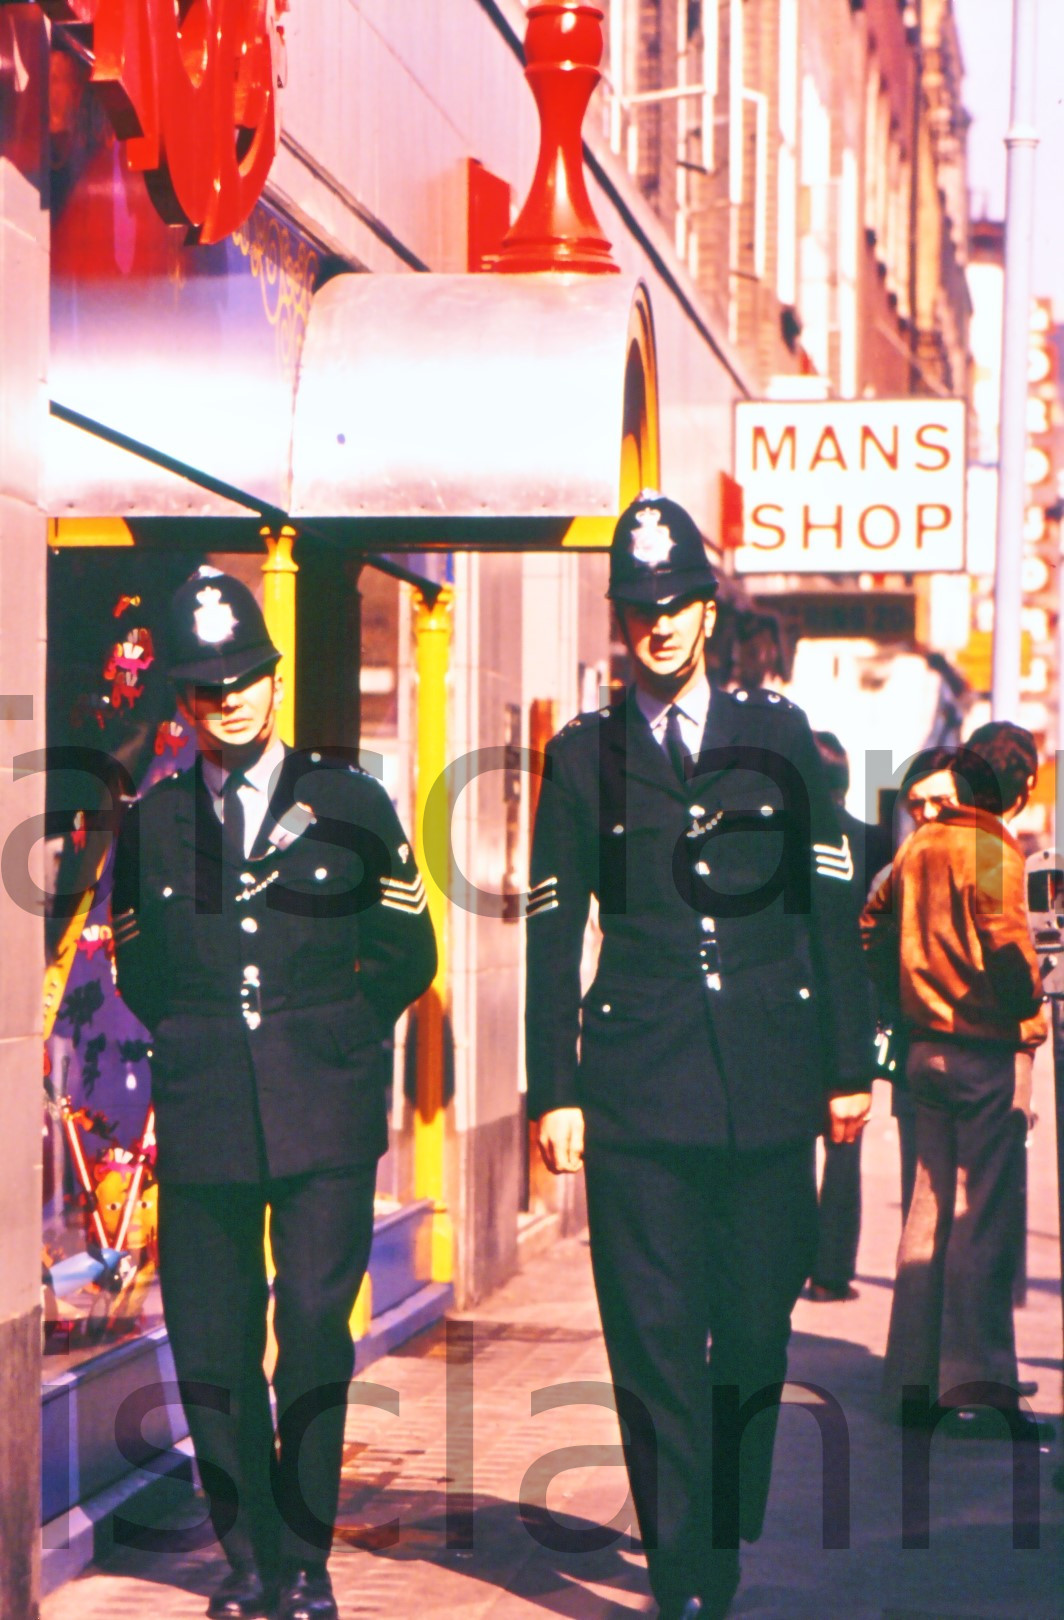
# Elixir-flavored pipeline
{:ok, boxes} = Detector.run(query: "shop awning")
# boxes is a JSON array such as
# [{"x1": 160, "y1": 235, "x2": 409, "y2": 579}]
[
  {"x1": 45, "y1": 274, "x2": 659, "y2": 542},
  {"x1": 290, "y1": 274, "x2": 656, "y2": 520}
]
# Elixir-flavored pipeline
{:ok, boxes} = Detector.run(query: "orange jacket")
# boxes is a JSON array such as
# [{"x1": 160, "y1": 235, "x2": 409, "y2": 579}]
[{"x1": 860, "y1": 804, "x2": 1047, "y2": 1051}]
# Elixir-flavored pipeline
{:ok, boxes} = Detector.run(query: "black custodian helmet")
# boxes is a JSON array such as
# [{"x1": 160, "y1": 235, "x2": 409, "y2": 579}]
[
  {"x1": 608, "y1": 490, "x2": 719, "y2": 608},
  {"x1": 167, "y1": 567, "x2": 280, "y2": 686}
]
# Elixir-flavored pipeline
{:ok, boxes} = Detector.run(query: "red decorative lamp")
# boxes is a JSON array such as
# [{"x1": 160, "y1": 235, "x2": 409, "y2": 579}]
[{"x1": 491, "y1": 1, "x2": 619, "y2": 274}]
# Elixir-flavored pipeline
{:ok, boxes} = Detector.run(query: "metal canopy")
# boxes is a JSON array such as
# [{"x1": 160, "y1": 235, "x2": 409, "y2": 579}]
[
  {"x1": 45, "y1": 273, "x2": 658, "y2": 532},
  {"x1": 290, "y1": 274, "x2": 654, "y2": 520}
]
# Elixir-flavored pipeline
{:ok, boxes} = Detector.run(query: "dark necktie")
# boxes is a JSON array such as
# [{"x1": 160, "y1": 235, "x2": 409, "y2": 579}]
[
  {"x1": 222, "y1": 771, "x2": 246, "y2": 865},
  {"x1": 664, "y1": 704, "x2": 691, "y2": 783}
]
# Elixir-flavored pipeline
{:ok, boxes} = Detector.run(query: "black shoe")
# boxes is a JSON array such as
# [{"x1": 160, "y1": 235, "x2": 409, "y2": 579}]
[
  {"x1": 806, "y1": 1281, "x2": 859, "y2": 1302},
  {"x1": 276, "y1": 1565, "x2": 338, "y2": 1620},
  {"x1": 206, "y1": 1566, "x2": 276, "y2": 1620},
  {"x1": 939, "y1": 1407, "x2": 1055, "y2": 1444}
]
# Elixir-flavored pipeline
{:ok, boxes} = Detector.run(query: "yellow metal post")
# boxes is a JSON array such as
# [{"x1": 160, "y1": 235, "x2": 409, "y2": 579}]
[
  {"x1": 259, "y1": 527, "x2": 299, "y2": 1341},
  {"x1": 413, "y1": 586, "x2": 454, "y2": 1282},
  {"x1": 260, "y1": 525, "x2": 298, "y2": 745}
]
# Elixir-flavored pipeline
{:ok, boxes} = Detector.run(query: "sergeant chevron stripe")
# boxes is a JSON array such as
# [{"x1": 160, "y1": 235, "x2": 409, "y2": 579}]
[
  {"x1": 526, "y1": 874, "x2": 559, "y2": 918},
  {"x1": 380, "y1": 872, "x2": 428, "y2": 914},
  {"x1": 111, "y1": 907, "x2": 140, "y2": 943},
  {"x1": 813, "y1": 834, "x2": 854, "y2": 882}
]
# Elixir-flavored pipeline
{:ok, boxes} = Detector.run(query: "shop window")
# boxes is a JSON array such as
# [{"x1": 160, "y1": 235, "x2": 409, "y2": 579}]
[{"x1": 42, "y1": 548, "x2": 257, "y2": 1377}]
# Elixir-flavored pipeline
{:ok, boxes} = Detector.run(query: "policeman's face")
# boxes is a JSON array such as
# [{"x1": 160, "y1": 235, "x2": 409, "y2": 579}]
[
  {"x1": 905, "y1": 769, "x2": 959, "y2": 826},
  {"x1": 178, "y1": 669, "x2": 282, "y2": 758},
  {"x1": 622, "y1": 597, "x2": 717, "y2": 688}
]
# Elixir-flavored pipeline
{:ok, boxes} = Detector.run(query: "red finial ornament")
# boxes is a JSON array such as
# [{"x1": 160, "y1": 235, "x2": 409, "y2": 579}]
[{"x1": 492, "y1": 2, "x2": 619, "y2": 274}]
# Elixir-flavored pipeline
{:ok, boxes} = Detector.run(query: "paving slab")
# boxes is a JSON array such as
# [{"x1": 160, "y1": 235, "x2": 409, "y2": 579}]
[{"x1": 42, "y1": 1064, "x2": 1063, "y2": 1619}]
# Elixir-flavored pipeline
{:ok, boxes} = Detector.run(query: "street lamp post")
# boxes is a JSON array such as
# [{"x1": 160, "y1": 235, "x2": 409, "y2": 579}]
[{"x1": 991, "y1": 0, "x2": 1039, "y2": 720}]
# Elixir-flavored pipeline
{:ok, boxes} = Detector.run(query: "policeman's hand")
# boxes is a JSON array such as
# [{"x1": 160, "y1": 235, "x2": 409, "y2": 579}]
[
  {"x1": 538, "y1": 1107, "x2": 586, "y2": 1175},
  {"x1": 828, "y1": 1092, "x2": 872, "y2": 1144}
]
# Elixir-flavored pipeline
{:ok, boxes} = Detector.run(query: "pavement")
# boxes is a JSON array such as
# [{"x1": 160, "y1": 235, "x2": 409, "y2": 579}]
[{"x1": 42, "y1": 1070, "x2": 1064, "y2": 1620}]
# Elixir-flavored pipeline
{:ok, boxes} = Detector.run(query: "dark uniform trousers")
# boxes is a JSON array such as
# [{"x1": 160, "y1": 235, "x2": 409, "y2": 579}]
[
  {"x1": 585, "y1": 1139, "x2": 817, "y2": 1604},
  {"x1": 112, "y1": 750, "x2": 437, "y2": 1573},
  {"x1": 159, "y1": 1168, "x2": 376, "y2": 1569},
  {"x1": 525, "y1": 688, "x2": 873, "y2": 1611}
]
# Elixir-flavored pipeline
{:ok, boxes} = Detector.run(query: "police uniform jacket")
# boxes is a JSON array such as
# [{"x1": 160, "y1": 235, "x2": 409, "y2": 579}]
[
  {"x1": 112, "y1": 749, "x2": 437, "y2": 1182},
  {"x1": 525, "y1": 686, "x2": 874, "y2": 1149}
]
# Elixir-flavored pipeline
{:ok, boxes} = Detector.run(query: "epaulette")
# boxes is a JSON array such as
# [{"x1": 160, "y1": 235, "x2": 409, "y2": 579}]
[
  {"x1": 555, "y1": 702, "x2": 620, "y2": 743},
  {"x1": 729, "y1": 686, "x2": 796, "y2": 710},
  {"x1": 138, "y1": 768, "x2": 187, "y2": 804},
  {"x1": 294, "y1": 749, "x2": 380, "y2": 780}
]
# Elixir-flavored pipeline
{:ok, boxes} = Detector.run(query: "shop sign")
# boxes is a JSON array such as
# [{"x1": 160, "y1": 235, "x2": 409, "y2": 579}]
[
  {"x1": 43, "y1": 0, "x2": 287, "y2": 244},
  {"x1": 733, "y1": 399, "x2": 967, "y2": 575}
]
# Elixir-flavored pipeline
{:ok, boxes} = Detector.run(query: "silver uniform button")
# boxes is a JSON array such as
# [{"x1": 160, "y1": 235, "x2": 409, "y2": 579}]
[
  {"x1": 240, "y1": 872, "x2": 254, "y2": 885},
  {"x1": 695, "y1": 860, "x2": 711, "y2": 876},
  {"x1": 689, "y1": 804, "x2": 705, "y2": 818},
  {"x1": 161, "y1": 885, "x2": 173, "y2": 898},
  {"x1": 760, "y1": 805, "x2": 774, "y2": 817},
  {"x1": 701, "y1": 917, "x2": 716, "y2": 932},
  {"x1": 314, "y1": 866, "x2": 328, "y2": 880},
  {"x1": 798, "y1": 987, "x2": 811, "y2": 1000},
  {"x1": 241, "y1": 917, "x2": 258, "y2": 934}
]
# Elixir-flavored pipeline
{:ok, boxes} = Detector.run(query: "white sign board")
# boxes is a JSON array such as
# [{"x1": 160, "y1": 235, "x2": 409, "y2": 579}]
[{"x1": 732, "y1": 398, "x2": 967, "y2": 574}]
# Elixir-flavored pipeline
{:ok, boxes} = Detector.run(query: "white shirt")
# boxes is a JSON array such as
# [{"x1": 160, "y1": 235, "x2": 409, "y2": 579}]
[
  {"x1": 201, "y1": 738, "x2": 286, "y2": 858},
  {"x1": 635, "y1": 675, "x2": 712, "y2": 759}
]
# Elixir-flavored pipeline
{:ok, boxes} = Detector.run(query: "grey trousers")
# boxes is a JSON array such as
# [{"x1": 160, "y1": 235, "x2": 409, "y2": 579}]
[{"x1": 881, "y1": 1039, "x2": 1031, "y2": 1414}]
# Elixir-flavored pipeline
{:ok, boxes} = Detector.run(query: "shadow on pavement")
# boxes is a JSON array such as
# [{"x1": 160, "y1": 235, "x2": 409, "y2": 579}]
[{"x1": 88, "y1": 1490, "x2": 653, "y2": 1617}]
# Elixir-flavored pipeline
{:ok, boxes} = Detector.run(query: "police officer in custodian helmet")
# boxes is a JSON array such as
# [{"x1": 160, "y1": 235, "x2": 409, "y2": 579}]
[
  {"x1": 525, "y1": 494, "x2": 874, "y2": 1619},
  {"x1": 112, "y1": 569, "x2": 436, "y2": 1620}
]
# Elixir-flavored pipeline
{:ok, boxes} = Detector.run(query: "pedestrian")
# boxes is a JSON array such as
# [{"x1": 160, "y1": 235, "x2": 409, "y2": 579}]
[
  {"x1": 806, "y1": 731, "x2": 890, "y2": 1303},
  {"x1": 525, "y1": 493, "x2": 874, "y2": 1620},
  {"x1": 112, "y1": 568, "x2": 437, "y2": 1620},
  {"x1": 861, "y1": 725, "x2": 1047, "y2": 1437},
  {"x1": 888, "y1": 755, "x2": 962, "y2": 1222}
]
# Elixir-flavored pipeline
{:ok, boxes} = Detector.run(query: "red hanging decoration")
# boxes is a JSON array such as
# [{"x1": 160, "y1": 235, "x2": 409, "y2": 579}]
[{"x1": 491, "y1": 2, "x2": 619, "y2": 274}]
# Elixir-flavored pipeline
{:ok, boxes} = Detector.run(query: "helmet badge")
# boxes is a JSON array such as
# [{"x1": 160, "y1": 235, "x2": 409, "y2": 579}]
[
  {"x1": 193, "y1": 586, "x2": 238, "y2": 646},
  {"x1": 630, "y1": 507, "x2": 675, "y2": 568}
]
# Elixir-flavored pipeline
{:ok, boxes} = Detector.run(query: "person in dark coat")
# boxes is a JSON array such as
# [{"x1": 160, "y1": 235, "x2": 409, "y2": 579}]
[
  {"x1": 805, "y1": 730, "x2": 891, "y2": 1301},
  {"x1": 525, "y1": 494, "x2": 874, "y2": 1620},
  {"x1": 112, "y1": 568, "x2": 436, "y2": 1620}
]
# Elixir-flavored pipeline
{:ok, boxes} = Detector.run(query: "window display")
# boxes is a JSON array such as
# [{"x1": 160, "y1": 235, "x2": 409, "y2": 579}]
[{"x1": 43, "y1": 551, "x2": 198, "y2": 1374}]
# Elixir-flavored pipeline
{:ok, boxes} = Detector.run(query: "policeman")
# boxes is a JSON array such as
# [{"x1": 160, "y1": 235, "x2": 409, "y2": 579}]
[
  {"x1": 525, "y1": 494, "x2": 873, "y2": 1620},
  {"x1": 112, "y1": 568, "x2": 436, "y2": 1620}
]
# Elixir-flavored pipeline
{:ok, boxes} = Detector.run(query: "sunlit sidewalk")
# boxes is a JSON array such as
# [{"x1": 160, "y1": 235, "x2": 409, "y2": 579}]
[{"x1": 43, "y1": 1077, "x2": 1063, "y2": 1620}]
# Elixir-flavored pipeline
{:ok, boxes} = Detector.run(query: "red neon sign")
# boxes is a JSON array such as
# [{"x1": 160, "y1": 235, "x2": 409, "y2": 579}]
[{"x1": 43, "y1": 0, "x2": 286, "y2": 245}]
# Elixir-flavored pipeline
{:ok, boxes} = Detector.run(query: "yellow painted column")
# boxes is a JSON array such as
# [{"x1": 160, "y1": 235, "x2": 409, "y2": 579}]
[
  {"x1": 260, "y1": 524, "x2": 298, "y2": 746},
  {"x1": 413, "y1": 585, "x2": 454, "y2": 1283},
  {"x1": 259, "y1": 527, "x2": 302, "y2": 1334}
]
